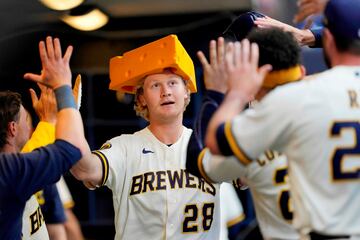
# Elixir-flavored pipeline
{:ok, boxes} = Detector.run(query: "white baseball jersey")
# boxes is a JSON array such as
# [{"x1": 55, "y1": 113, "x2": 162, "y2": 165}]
[
  {"x1": 22, "y1": 195, "x2": 49, "y2": 240},
  {"x1": 93, "y1": 126, "x2": 220, "y2": 240},
  {"x1": 21, "y1": 122, "x2": 54, "y2": 240},
  {"x1": 56, "y1": 176, "x2": 75, "y2": 209},
  {"x1": 217, "y1": 66, "x2": 360, "y2": 235},
  {"x1": 219, "y1": 182, "x2": 244, "y2": 240},
  {"x1": 200, "y1": 149, "x2": 299, "y2": 239}
]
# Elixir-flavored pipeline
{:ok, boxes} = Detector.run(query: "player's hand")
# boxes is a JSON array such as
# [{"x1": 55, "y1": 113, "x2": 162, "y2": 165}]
[
  {"x1": 293, "y1": 0, "x2": 328, "y2": 24},
  {"x1": 29, "y1": 84, "x2": 57, "y2": 124},
  {"x1": 24, "y1": 36, "x2": 73, "y2": 89},
  {"x1": 254, "y1": 16, "x2": 311, "y2": 46},
  {"x1": 197, "y1": 37, "x2": 227, "y2": 93},
  {"x1": 224, "y1": 39, "x2": 272, "y2": 102}
]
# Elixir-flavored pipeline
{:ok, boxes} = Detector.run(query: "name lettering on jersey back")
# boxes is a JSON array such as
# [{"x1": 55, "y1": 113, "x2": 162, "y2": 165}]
[
  {"x1": 130, "y1": 169, "x2": 216, "y2": 196},
  {"x1": 348, "y1": 90, "x2": 360, "y2": 108},
  {"x1": 29, "y1": 206, "x2": 44, "y2": 235},
  {"x1": 256, "y1": 150, "x2": 281, "y2": 167}
]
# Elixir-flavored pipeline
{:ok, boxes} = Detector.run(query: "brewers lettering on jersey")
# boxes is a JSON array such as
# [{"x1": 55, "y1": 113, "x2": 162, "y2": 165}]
[{"x1": 69, "y1": 35, "x2": 222, "y2": 239}]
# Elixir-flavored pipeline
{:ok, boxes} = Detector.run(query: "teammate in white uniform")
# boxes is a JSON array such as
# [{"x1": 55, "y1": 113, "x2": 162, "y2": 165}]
[
  {"x1": 187, "y1": 27, "x2": 302, "y2": 239},
  {"x1": 219, "y1": 182, "x2": 244, "y2": 240},
  {"x1": 203, "y1": 0, "x2": 360, "y2": 238},
  {"x1": 70, "y1": 35, "x2": 221, "y2": 239}
]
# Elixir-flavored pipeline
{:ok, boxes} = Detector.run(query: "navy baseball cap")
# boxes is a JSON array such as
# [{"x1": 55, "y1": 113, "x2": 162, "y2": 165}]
[
  {"x1": 222, "y1": 11, "x2": 266, "y2": 41},
  {"x1": 324, "y1": 0, "x2": 360, "y2": 40}
]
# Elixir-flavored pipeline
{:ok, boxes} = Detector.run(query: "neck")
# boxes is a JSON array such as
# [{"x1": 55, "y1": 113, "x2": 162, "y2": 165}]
[
  {"x1": 331, "y1": 53, "x2": 360, "y2": 67},
  {"x1": 1, "y1": 143, "x2": 17, "y2": 153},
  {"x1": 148, "y1": 119, "x2": 184, "y2": 145}
]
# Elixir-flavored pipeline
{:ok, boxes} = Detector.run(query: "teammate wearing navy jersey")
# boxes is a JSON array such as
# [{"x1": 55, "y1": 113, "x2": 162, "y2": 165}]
[{"x1": 0, "y1": 36, "x2": 87, "y2": 239}]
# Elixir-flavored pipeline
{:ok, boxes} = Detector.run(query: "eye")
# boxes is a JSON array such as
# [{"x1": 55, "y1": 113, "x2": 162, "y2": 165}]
[{"x1": 151, "y1": 82, "x2": 159, "y2": 88}]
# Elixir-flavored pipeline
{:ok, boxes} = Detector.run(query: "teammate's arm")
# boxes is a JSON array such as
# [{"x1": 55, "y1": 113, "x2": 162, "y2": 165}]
[
  {"x1": 205, "y1": 40, "x2": 271, "y2": 154},
  {"x1": 23, "y1": 36, "x2": 105, "y2": 188}
]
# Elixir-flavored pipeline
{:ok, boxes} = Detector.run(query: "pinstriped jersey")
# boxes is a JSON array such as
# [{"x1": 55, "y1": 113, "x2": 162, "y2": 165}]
[
  {"x1": 219, "y1": 182, "x2": 244, "y2": 240},
  {"x1": 93, "y1": 126, "x2": 220, "y2": 240},
  {"x1": 218, "y1": 66, "x2": 360, "y2": 235},
  {"x1": 237, "y1": 152, "x2": 299, "y2": 239}
]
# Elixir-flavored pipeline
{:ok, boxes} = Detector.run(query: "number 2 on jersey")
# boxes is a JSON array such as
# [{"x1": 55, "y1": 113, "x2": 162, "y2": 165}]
[
  {"x1": 330, "y1": 121, "x2": 360, "y2": 181},
  {"x1": 274, "y1": 168, "x2": 293, "y2": 221},
  {"x1": 183, "y1": 203, "x2": 214, "y2": 233}
]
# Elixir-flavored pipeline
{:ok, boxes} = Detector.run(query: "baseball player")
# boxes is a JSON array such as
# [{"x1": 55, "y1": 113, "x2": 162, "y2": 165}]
[
  {"x1": 201, "y1": 0, "x2": 360, "y2": 238},
  {"x1": 0, "y1": 36, "x2": 87, "y2": 239},
  {"x1": 187, "y1": 26, "x2": 302, "y2": 239},
  {"x1": 69, "y1": 35, "x2": 221, "y2": 239}
]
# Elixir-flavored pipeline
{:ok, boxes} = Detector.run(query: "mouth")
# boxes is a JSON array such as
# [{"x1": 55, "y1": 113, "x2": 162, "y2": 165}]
[{"x1": 161, "y1": 101, "x2": 175, "y2": 106}]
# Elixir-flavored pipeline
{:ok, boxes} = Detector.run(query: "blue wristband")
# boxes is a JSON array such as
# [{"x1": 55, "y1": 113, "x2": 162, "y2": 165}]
[{"x1": 54, "y1": 85, "x2": 76, "y2": 110}]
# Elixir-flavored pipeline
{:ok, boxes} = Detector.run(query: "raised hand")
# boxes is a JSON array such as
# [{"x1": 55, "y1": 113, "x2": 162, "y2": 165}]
[
  {"x1": 29, "y1": 84, "x2": 57, "y2": 124},
  {"x1": 24, "y1": 36, "x2": 73, "y2": 89},
  {"x1": 224, "y1": 39, "x2": 272, "y2": 102},
  {"x1": 197, "y1": 37, "x2": 227, "y2": 93},
  {"x1": 293, "y1": 0, "x2": 328, "y2": 24}
]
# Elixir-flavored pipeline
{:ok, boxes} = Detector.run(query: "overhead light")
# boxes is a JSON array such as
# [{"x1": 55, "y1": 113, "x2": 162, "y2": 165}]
[
  {"x1": 40, "y1": 0, "x2": 84, "y2": 11},
  {"x1": 61, "y1": 6, "x2": 109, "y2": 31}
]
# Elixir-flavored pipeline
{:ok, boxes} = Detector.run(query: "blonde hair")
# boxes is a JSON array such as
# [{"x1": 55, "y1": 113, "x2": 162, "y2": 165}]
[{"x1": 134, "y1": 77, "x2": 191, "y2": 121}]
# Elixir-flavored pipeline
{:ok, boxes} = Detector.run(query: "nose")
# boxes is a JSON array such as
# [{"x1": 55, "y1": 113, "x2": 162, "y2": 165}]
[{"x1": 161, "y1": 85, "x2": 171, "y2": 97}]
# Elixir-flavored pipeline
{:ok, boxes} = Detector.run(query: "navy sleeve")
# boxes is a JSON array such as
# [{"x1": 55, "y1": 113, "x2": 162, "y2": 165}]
[
  {"x1": 0, "y1": 139, "x2": 81, "y2": 202},
  {"x1": 186, "y1": 90, "x2": 224, "y2": 177},
  {"x1": 310, "y1": 27, "x2": 323, "y2": 48},
  {"x1": 40, "y1": 184, "x2": 66, "y2": 224}
]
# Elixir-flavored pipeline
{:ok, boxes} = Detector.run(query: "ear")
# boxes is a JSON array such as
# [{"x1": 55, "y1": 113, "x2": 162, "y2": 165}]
[
  {"x1": 323, "y1": 28, "x2": 335, "y2": 53},
  {"x1": 138, "y1": 94, "x2": 147, "y2": 107},
  {"x1": 7, "y1": 121, "x2": 17, "y2": 138},
  {"x1": 300, "y1": 65, "x2": 306, "y2": 78}
]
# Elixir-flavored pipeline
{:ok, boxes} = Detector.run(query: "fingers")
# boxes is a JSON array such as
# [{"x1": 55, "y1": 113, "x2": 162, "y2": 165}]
[
  {"x1": 46, "y1": 36, "x2": 55, "y2": 60},
  {"x1": 241, "y1": 39, "x2": 250, "y2": 66},
  {"x1": 23, "y1": 73, "x2": 42, "y2": 82},
  {"x1": 197, "y1": 50, "x2": 209, "y2": 68},
  {"x1": 225, "y1": 42, "x2": 235, "y2": 71},
  {"x1": 209, "y1": 40, "x2": 217, "y2": 65},
  {"x1": 37, "y1": 82, "x2": 47, "y2": 92},
  {"x1": 29, "y1": 88, "x2": 39, "y2": 109},
  {"x1": 54, "y1": 38, "x2": 62, "y2": 59},
  {"x1": 63, "y1": 45, "x2": 73, "y2": 64},
  {"x1": 250, "y1": 42, "x2": 259, "y2": 69},
  {"x1": 38, "y1": 41, "x2": 48, "y2": 68},
  {"x1": 217, "y1": 37, "x2": 225, "y2": 65},
  {"x1": 23, "y1": 73, "x2": 52, "y2": 88},
  {"x1": 258, "y1": 64, "x2": 273, "y2": 79}
]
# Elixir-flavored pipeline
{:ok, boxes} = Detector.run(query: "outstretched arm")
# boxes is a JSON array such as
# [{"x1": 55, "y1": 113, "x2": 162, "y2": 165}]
[
  {"x1": 24, "y1": 37, "x2": 103, "y2": 187},
  {"x1": 254, "y1": 16, "x2": 317, "y2": 46}
]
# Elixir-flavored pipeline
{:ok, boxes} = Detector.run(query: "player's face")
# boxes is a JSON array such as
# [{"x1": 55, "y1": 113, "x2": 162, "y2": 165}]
[
  {"x1": 14, "y1": 105, "x2": 32, "y2": 151},
  {"x1": 141, "y1": 72, "x2": 189, "y2": 123}
]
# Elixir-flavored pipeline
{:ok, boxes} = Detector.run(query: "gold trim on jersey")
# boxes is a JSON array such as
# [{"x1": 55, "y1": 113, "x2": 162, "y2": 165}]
[
  {"x1": 63, "y1": 201, "x2": 75, "y2": 209},
  {"x1": 224, "y1": 122, "x2": 252, "y2": 165},
  {"x1": 198, "y1": 148, "x2": 215, "y2": 183},
  {"x1": 263, "y1": 65, "x2": 302, "y2": 89},
  {"x1": 92, "y1": 150, "x2": 109, "y2": 186},
  {"x1": 227, "y1": 213, "x2": 245, "y2": 227}
]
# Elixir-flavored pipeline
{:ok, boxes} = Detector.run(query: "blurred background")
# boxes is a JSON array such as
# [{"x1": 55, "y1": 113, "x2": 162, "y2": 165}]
[{"x1": 0, "y1": 0, "x2": 327, "y2": 239}]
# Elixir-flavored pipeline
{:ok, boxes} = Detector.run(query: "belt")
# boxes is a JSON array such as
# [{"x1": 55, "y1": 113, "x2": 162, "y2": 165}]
[{"x1": 309, "y1": 231, "x2": 350, "y2": 240}]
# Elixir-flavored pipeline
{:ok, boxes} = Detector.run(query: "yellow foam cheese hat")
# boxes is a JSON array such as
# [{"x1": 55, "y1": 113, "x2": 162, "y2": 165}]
[{"x1": 109, "y1": 34, "x2": 197, "y2": 94}]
